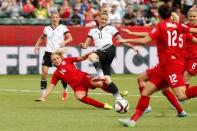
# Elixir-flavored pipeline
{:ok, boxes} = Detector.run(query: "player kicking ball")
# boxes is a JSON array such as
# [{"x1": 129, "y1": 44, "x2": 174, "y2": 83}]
[{"x1": 35, "y1": 48, "x2": 127, "y2": 109}]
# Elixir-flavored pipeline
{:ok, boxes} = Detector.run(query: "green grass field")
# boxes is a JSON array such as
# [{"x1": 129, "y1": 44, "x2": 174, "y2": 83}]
[{"x1": 0, "y1": 74, "x2": 196, "y2": 131}]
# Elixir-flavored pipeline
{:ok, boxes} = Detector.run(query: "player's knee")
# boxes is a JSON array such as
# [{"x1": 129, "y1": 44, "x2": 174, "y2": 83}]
[
  {"x1": 88, "y1": 53, "x2": 99, "y2": 62},
  {"x1": 176, "y1": 94, "x2": 187, "y2": 101},
  {"x1": 104, "y1": 75, "x2": 111, "y2": 84},
  {"x1": 74, "y1": 93, "x2": 85, "y2": 100}
]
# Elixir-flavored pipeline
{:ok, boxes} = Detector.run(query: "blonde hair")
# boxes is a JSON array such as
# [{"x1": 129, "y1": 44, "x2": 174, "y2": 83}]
[
  {"x1": 170, "y1": 12, "x2": 179, "y2": 22},
  {"x1": 188, "y1": 7, "x2": 197, "y2": 14},
  {"x1": 51, "y1": 48, "x2": 66, "y2": 59}
]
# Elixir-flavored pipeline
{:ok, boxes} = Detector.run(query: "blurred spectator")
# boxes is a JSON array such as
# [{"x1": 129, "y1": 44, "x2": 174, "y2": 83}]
[
  {"x1": 34, "y1": 1, "x2": 48, "y2": 19},
  {"x1": 84, "y1": 3, "x2": 95, "y2": 24},
  {"x1": 175, "y1": 7, "x2": 185, "y2": 23},
  {"x1": 79, "y1": 0, "x2": 88, "y2": 14},
  {"x1": 172, "y1": 0, "x2": 181, "y2": 11},
  {"x1": 0, "y1": 0, "x2": 12, "y2": 17},
  {"x1": 69, "y1": 6, "x2": 84, "y2": 26},
  {"x1": 22, "y1": 0, "x2": 35, "y2": 18},
  {"x1": 123, "y1": 6, "x2": 136, "y2": 26},
  {"x1": 182, "y1": 0, "x2": 195, "y2": 15},
  {"x1": 85, "y1": 12, "x2": 99, "y2": 27},
  {"x1": 10, "y1": 0, "x2": 23, "y2": 19},
  {"x1": 60, "y1": 0, "x2": 71, "y2": 20},
  {"x1": 47, "y1": 0, "x2": 58, "y2": 17},
  {"x1": 136, "y1": 9, "x2": 146, "y2": 26},
  {"x1": 109, "y1": 3, "x2": 122, "y2": 26}
]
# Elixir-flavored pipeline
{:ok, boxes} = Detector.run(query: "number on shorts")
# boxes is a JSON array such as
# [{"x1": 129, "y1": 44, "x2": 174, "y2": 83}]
[
  {"x1": 169, "y1": 74, "x2": 178, "y2": 84},
  {"x1": 192, "y1": 62, "x2": 197, "y2": 70}
]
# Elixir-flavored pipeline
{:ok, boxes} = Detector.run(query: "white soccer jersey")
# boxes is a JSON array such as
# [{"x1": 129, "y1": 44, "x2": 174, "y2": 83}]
[
  {"x1": 88, "y1": 25, "x2": 119, "y2": 49},
  {"x1": 43, "y1": 24, "x2": 69, "y2": 52}
]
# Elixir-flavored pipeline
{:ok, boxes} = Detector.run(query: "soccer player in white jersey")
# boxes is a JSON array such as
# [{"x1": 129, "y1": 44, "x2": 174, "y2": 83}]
[
  {"x1": 80, "y1": 12, "x2": 137, "y2": 100},
  {"x1": 34, "y1": 12, "x2": 73, "y2": 100}
]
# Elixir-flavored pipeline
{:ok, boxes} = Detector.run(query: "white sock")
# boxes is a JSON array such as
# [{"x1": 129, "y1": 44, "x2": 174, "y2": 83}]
[
  {"x1": 42, "y1": 89, "x2": 46, "y2": 97},
  {"x1": 114, "y1": 92, "x2": 123, "y2": 100}
]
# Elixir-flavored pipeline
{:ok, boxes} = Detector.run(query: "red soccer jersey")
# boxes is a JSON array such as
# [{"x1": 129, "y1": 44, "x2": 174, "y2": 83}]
[
  {"x1": 149, "y1": 19, "x2": 190, "y2": 63},
  {"x1": 51, "y1": 57, "x2": 87, "y2": 88},
  {"x1": 185, "y1": 23, "x2": 197, "y2": 59}
]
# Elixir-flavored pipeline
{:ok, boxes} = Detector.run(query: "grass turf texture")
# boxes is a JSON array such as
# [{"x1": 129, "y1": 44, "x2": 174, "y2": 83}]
[{"x1": 0, "y1": 74, "x2": 196, "y2": 131}]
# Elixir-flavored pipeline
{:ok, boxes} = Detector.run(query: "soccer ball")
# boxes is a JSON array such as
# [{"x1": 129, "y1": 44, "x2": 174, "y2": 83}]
[{"x1": 114, "y1": 99, "x2": 129, "y2": 114}]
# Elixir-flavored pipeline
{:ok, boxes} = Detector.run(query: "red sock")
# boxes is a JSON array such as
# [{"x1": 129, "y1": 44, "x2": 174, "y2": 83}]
[
  {"x1": 81, "y1": 96, "x2": 105, "y2": 108},
  {"x1": 185, "y1": 86, "x2": 197, "y2": 99},
  {"x1": 163, "y1": 89, "x2": 182, "y2": 113},
  {"x1": 131, "y1": 95, "x2": 150, "y2": 122}
]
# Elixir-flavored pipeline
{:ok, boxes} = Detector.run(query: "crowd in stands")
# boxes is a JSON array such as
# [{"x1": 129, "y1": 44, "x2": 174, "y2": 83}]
[{"x1": 0, "y1": 0, "x2": 196, "y2": 26}]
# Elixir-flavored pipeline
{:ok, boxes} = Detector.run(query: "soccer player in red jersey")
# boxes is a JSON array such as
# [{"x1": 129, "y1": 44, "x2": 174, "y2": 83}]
[
  {"x1": 184, "y1": 8, "x2": 197, "y2": 83},
  {"x1": 117, "y1": 4, "x2": 197, "y2": 127},
  {"x1": 36, "y1": 48, "x2": 126, "y2": 109},
  {"x1": 121, "y1": 12, "x2": 188, "y2": 116}
]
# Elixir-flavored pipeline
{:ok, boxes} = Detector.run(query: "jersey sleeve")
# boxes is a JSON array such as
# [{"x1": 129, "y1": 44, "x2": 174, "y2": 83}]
[
  {"x1": 88, "y1": 29, "x2": 93, "y2": 38},
  {"x1": 43, "y1": 27, "x2": 47, "y2": 36},
  {"x1": 50, "y1": 72, "x2": 59, "y2": 86},
  {"x1": 63, "y1": 25, "x2": 69, "y2": 34},
  {"x1": 148, "y1": 27, "x2": 159, "y2": 40},
  {"x1": 111, "y1": 26, "x2": 119, "y2": 36},
  {"x1": 180, "y1": 24, "x2": 190, "y2": 33}
]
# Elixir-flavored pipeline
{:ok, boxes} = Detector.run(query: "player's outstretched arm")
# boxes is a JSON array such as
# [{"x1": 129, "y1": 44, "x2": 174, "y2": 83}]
[
  {"x1": 80, "y1": 37, "x2": 91, "y2": 49},
  {"x1": 77, "y1": 51, "x2": 94, "y2": 61},
  {"x1": 115, "y1": 34, "x2": 138, "y2": 53},
  {"x1": 192, "y1": 36, "x2": 197, "y2": 44},
  {"x1": 35, "y1": 84, "x2": 55, "y2": 102},
  {"x1": 117, "y1": 35, "x2": 152, "y2": 45},
  {"x1": 121, "y1": 29, "x2": 148, "y2": 37},
  {"x1": 190, "y1": 27, "x2": 197, "y2": 34}
]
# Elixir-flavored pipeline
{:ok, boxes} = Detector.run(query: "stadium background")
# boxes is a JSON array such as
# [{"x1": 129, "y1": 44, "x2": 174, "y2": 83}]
[{"x1": 0, "y1": 26, "x2": 158, "y2": 75}]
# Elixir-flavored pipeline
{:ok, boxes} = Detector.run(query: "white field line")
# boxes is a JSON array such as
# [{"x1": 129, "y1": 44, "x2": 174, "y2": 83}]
[
  {"x1": 0, "y1": 88, "x2": 163, "y2": 97},
  {"x1": 0, "y1": 88, "x2": 197, "y2": 100}
]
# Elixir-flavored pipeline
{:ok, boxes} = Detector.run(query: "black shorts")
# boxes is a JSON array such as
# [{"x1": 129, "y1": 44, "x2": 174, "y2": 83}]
[
  {"x1": 42, "y1": 51, "x2": 52, "y2": 67},
  {"x1": 95, "y1": 45, "x2": 115, "y2": 76}
]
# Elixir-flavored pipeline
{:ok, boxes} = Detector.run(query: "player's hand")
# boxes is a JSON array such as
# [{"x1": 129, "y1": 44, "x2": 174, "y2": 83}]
[
  {"x1": 34, "y1": 45, "x2": 39, "y2": 54},
  {"x1": 132, "y1": 47, "x2": 139, "y2": 54},
  {"x1": 121, "y1": 29, "x2": 132, "y2": 34},
  {"x1": 35, "y1": 97, "x2": 46, "y2": 102},
  {"x1": 80, "y1": 43, "x2": 88, "y2": 49}
]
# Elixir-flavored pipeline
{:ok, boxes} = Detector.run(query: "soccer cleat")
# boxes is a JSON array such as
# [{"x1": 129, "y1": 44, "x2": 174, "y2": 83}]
[
  {"x1": 118, "y1": 118, "x2": 136, "y2": 127},
  {"x1": 177, "y1": 110, "x2": 187, "y2": 117},
  {"x1": 62, "y1": 92, "x2": 68, "y2": 101},
  {"x1": 120, "y1": 91, "x2": 128, "y2": 97},
  {"x1": 144, "y1": 106, "x2": 152, "y2": 114},
  {"x1": 104, "y1": 103, "x2": 113, "y2": 110}
]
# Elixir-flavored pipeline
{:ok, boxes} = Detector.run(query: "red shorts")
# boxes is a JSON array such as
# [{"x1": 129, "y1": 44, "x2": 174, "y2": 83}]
[
  {"x1": 73, "y1": 75, "x2": 93, "y2": 93},
  {"x1": 146, "y1": 64, "x2": 161, "y2": 77},
  {"x1": 150, "y1": 60, "x2": 185, "y2": 89},
  {"x1": 185, "y1": 58, "x2": 197, "y2": 76}
]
